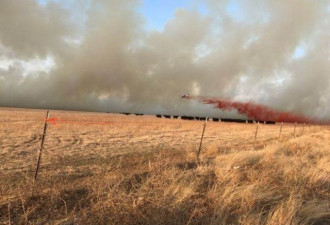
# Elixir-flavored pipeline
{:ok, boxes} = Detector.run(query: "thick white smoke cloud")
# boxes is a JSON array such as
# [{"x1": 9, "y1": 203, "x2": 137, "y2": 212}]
[{"x1": 0, "y1": 0, "x2": 329, "y2": 119}]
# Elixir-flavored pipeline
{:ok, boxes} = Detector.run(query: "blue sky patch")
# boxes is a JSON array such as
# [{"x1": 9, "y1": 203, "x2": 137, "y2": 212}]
[
  {"x1": 37, "y1": 0, "x2": 209, "y2": 31},
  {"x1": 138, "y1": 0, "x2": 209, "y2": 31},
  {"x1": 293, "y1": 46, "x2": 306, "y2": 59},
  {"x1": 225, "y1": 0, "x2": 244, "y2": 22}
]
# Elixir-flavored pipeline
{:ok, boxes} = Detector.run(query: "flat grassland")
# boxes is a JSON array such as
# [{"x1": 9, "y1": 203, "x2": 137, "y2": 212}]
[{"x1": 0, "y1": 108, "x2": 329, "y2": 225}]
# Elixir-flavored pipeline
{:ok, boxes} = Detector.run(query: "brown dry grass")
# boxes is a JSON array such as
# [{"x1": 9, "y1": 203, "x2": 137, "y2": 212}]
[{"x1": 0, "y1": 108, "x2": 329, "y2": 225}]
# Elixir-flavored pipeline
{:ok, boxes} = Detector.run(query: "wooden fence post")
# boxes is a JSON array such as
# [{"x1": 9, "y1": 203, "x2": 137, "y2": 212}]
[
  {"x1": 34, "y1": 110, "x2": 50, "y2": 183},
  {"x1": 254, "y1": 121, "x2": 259, "y2": 141},
  {"x1": 279, "y1": 122, "x2": 283, "y2": 139},
  {"x1": 293, "y1": 122, "x2": 297, "y2": 138},
  {"x1": 302, "y1": 123, "x2": 305, "y2": 134},
  {"x1": 197, "y1": 117, "x2": 207, "y2": 163}
]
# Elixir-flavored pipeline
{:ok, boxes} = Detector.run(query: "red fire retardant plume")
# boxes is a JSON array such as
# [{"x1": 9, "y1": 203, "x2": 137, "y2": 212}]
[{"x1": 184, "y1": 96, "x2": 315, "y2": 123}]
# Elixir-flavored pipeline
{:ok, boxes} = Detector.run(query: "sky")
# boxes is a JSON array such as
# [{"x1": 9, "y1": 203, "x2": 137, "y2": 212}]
[
  {"x1": 1, "y1": 0, "x2": 255, "y2": 72},
  {"x1": 36, "y1": 0, "x2": 240, "y2": 30},
  {"x1": 138, "y1": 0, "x2": 209, "y2": 30},
  {"x1": 12, "y1": 0, "x2": 305, "y2": 64},
  {"x1": 36, "y1": 0, "x2": 206, "y2": 29},
  {"x1": 0, "y1": 0, "x2": 328, "y2": 120},
  {"x1": 9, "y1": 0, "x2": 307, "y2": 60}
]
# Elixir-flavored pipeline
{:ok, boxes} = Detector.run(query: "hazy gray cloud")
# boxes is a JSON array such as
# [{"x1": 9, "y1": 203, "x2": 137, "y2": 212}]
[{"x1": 0, "y1": 0, "x2": 329, "y2": 119}]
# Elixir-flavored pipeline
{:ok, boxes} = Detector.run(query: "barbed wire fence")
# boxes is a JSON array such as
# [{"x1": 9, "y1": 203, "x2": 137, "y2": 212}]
[{"x1": 0, "y1": 110, "x2": 329, "y2": 184}]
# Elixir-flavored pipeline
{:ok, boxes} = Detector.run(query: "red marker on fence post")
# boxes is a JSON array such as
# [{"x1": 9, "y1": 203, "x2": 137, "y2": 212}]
[{"x1": 34, "y1": 110, "x2": 50, "y2": 183}]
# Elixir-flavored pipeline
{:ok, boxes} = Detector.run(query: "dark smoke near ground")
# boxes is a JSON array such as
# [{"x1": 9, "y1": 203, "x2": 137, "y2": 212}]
[{"x1": 0, "y1": 0, "x2": 329, "y2": 119}]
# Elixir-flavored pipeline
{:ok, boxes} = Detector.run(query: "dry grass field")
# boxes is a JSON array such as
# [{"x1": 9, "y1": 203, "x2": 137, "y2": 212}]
[{"x1": 0, "y1": 108, "x2": 329, "y2": 225}]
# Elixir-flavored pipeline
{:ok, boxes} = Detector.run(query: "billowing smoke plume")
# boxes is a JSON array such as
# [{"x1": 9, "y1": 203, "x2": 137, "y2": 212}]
[{"x1": 0, "y1": 0, "x2": 329, "y2": 119}]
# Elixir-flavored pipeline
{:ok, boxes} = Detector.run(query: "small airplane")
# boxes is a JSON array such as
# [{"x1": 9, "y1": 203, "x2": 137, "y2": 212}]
[{"x1": 180, "y1": 94, "x2": 190, "y2": 99}]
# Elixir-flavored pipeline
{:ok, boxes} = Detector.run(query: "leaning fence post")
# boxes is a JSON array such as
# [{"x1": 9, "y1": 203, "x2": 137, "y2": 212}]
[
  {"x1": 197, "y1": 117, "x2": 207, "y2": 163},
  {"x1": 34, "y1": 110, "x2": 50, "y2": 183},
  {"x1": 278, "y1": 122, "x2": 283, "y2": 139},
  {"x1": 254, "y1": 121, "x2": 259, "y2": 141},
  {"x1": 293, "y1": 122, "x2": 297, "y2": 138}
]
